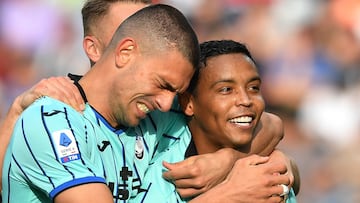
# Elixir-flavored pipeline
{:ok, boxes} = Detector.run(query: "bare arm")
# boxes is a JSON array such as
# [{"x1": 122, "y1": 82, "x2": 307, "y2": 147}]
[
  {"x1": 162, "y1": 148, "x2": 240, "y2": 198},
  {"x1": 189, "y1": 155, "x2": 290, "y2": 203},
  {"x1": 250, "y1": 112, "x2": 284, "y2": 156}
]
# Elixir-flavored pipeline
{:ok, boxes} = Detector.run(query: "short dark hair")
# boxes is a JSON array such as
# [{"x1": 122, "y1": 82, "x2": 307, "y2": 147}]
[
  {"x1": 81, "y1": 0, "x2": 152, "y2": 36},
  {"x1": 109, "y1": 4, "x2": 200, "y2": 69},
  {"x1": 187, "y1": 40, "x2": 256, "y2": 93}
]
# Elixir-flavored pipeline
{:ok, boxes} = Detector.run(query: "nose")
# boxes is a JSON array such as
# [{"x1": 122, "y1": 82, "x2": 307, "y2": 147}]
[
  {"x1": 155, "y1": 91, "x2": 176, "y2": 112},
  {"x1": 235, "y1": 90, "x2": 252, "y2": 107}
]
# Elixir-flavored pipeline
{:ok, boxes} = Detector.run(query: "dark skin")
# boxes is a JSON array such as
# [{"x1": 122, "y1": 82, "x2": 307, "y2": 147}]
[
  {"x1": 162, "y1": 52, "x2": 296, "y2": 202},
  {"x1": 184, "y1": 53, "x2": 266, "y2": 154}
]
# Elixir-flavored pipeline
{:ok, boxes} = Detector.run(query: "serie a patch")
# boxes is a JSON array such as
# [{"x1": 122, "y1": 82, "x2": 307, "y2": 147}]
[{"x1": 51, "y1": 129, "x2": 81, "y2": 163}]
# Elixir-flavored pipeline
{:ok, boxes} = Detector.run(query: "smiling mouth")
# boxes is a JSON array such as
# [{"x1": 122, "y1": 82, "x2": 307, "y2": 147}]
[
  {"x1": 137, "y1": 103, "x2": 150, "y2": 114},
  {"x1": 228, "y1": 116, "x2": 253, "y2": 125}
]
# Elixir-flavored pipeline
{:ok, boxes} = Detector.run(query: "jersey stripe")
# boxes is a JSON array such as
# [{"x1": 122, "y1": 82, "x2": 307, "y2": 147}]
[{"x1": 22, "y1": 118, "x2": 56, "y2": 188}]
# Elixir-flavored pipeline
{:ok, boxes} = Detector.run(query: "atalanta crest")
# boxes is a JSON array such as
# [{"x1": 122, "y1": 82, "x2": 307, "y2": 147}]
[{"x1": 135, "y1": 136, "x2": 144, "y2": 159}]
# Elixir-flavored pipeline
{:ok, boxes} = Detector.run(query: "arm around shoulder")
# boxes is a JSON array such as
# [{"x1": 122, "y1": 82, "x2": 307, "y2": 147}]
[
  {"x1": 250, "y1": 112, "x2": 284, "y2": 156},
  {"x1": 0, "y1": 95, "x2": 25, "y2": 190}
]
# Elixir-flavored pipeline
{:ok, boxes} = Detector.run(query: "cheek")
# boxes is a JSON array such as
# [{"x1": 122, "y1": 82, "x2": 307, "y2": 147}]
[
  {"x1": 197, "y1": 98, "x2": 228, "y2": 120},
  {"x1": 254, "y1": 96, "x2": 265, "y2": 112}
]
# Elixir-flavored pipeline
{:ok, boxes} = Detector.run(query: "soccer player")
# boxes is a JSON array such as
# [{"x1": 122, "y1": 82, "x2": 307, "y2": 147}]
[
  {"x1": 131, "y1": 40, "x2": 298, "y2": 202},
  {"x1": 2, "y1": 4, "x2": 200, "y2": 202},
  {"x1": 0, "y1": 0, "x2": 151, "y2": 191}
]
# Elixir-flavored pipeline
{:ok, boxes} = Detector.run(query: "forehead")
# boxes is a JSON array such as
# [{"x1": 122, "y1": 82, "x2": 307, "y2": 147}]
[
  {"x1": 98, "y1": 3, "x2": 146, "y2": 42},
  {"x1": 107, "y1": 2, "x2": 146, "y2": 24},
  {"x1": 201, "y1": 53, "x2": 258, "y2": 79},
  {"x1": 146, "y1": 50, "x2": 194, "y2": 92}
]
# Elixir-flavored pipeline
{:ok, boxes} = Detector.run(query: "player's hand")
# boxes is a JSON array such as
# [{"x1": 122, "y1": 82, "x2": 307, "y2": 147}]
[
  {"x1": 17, "y1": 77, "x2": 85, "y2": 112},
  {"x1": 162, "y1": 148, "x2": 242, "y2": 198},
  {"x1": 269, "y1": 149, "x2": 300, "y2": 195},
  {"x1": 225, "y1": 154, "x2": 290, "y2": 202},
  {"x1": 189, "y1": 155, "x2": 290, "y2": 203}
]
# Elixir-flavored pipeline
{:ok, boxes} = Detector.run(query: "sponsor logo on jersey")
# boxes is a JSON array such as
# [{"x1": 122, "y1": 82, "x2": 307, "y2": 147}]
[
  {"x1": 98, "y1": 140, "x2": 110, "y2": 152},
  {"x1": 135, "y1": 136, "x2": 144, "y2": 159},
  {"x1": 51, "y1": 129, "x2": 80, "y2": 163}
]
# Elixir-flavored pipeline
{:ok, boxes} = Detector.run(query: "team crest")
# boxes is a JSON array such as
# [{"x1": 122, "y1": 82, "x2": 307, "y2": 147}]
[
  {"x1": 135, "y1": 135, "x2": 144, "y2": 159},
  {"x1": 51, "y1": 129, "x2": 80, "y2": 163}
]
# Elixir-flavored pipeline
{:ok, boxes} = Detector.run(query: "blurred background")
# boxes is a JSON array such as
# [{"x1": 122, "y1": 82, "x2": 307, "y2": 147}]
[{"x1": 0, "y1": 0, "x2": 359, "y2": 202}]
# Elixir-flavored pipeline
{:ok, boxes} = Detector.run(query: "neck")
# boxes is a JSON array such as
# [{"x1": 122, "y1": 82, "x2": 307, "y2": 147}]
[
  {"x1": 188, "y1": 120, "x2": 253, "y2": 155},
  {"x1": 79, "y1": 62, "x2": 118, "y2": 128},
  {"x1": 187, "y1": 121, "x2": 220, "y2": 155}
]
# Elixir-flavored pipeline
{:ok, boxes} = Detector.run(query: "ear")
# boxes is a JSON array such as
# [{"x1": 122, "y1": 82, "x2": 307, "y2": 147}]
[
  {"x1": 114, "y1": 38, "x2": 136, "y2": 68},
  {"x1": 83, "y1": 35, "x2": 103, "y2": 64},
  {"x1": 178, "y1": 92, "x2": 194, "y2": 116}
]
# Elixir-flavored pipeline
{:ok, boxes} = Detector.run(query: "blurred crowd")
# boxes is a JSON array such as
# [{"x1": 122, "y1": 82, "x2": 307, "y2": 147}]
[{"x1": 0, "y1": 0, "x2": 359, "y2": 202}]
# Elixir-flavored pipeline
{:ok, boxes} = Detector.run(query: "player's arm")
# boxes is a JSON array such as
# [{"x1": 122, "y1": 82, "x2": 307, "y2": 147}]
[
  {"x1": 188, "y1": 155, "x2": 290, "y2": 203},
  {"x1": 161, "y1": 112, "x2": 284, "y2": 198},
  {"x1": 162, "y1": 149, "x2": 298, "y2": 200},
  {"x1": 0, "y1": 77, "x2": 84, "y2": 190},
  {"x1": 0, "y1": 95, "x2": 23, "y2": 190},
  {"x1": 248, "y1": 112, "x2": 284, "y2": 156},
  {"x1": 55, "y1": 183, "x2": 113, "y2": 203}
]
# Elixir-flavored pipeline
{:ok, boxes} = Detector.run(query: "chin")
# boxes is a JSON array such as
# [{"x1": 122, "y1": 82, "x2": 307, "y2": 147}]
[{"x1": 234, "y1": 136, "x2": 253, "y2": 146}]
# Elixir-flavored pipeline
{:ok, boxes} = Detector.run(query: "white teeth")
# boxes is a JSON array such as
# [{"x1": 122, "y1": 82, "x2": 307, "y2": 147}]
[
  {"x1": 137, "y1": 103, "x2": 150, "y2": 113},
  {"x1": 229, "y1": 116, "x2": 253, "y2": 123}
]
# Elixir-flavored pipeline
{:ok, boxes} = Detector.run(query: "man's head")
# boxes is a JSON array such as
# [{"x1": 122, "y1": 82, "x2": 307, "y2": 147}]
[
  {"x1": 82, "y1": 0, "x2": 151, "y2": 66},
  {"x1": 87, "y1": 4, "x2": 199, "y2": 128},
  {"x1": 179, "y1": 40, "x2": 265, "y2": 152}
]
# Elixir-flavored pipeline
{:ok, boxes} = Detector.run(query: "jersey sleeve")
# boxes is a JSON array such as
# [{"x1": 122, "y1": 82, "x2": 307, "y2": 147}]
[
  {"x1": 286, "y1": 188, "x2": 298, "y2": 203},
  {"x1": 4, "y1": 97, "x2": 106, "y2": 201}
]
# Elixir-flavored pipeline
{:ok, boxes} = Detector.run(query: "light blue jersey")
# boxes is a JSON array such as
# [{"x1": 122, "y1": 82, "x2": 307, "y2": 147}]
[
  {"x1": 2, "y1": 96, "x2": 186, "y2": 203},
  {"x1": 131, "y1": 127, "x2": 298, "y2": 203}
]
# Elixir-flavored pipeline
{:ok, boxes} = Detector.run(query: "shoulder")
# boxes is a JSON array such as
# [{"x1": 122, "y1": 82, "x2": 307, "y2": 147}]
[
  {"x1": 15, "y1": 97, "x2": 88, "y2": 142},
  {"x1": 20, "y1": 96, "x2": 84, "y2": 123}
]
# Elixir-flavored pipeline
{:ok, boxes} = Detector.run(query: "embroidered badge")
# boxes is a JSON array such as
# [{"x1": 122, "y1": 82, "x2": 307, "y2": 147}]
[{"x1": 52, "y1": 129, "x2": 80, "y2": 163}]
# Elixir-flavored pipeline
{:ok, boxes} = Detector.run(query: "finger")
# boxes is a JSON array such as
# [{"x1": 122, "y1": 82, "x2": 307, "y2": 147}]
[
  {"x1": 240, "y1": 154, "x2": 270, "y2": 166},
  {"x1": 176, "y1": 187, "x2": 203, "y2": 199},
  {"x1": 264, "y1": 161, "x2": 288, "y2": 175},
  {"x1": 267, "y1": 180, "x2": 291, "y2": 197},
  {"x1": 162, "y1": 161, "x2": 196, "y2": 181},
  {"x1": 44, "y1": 78, "x2": 77, "y2": 107},
  {"x1": 268, "y1": 195, "x2": 285, "y2": 203},
  {"x1": 43, "y1": 77, "x2": 85, "y2": 112},
  {"x1": 56, "y1": 77, "x2": 85, "y2": 111},
  {"x1": 269, "y1": 184, "x2": 290, "y2": 203},
  {"x1": 271, "y1": 173, "x2": 290, "y2": 186},
  {"x1": 171, "y1": 174, "x2": 205, "y2": 189},
  {"x1": 162, "y1": 161, "x2": 181, "y2": 171}
]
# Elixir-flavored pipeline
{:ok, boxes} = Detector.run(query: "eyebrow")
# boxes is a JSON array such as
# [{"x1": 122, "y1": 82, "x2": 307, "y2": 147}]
[
  {"x1": 163, "y1": 80, "x2": 177, "y2": 92},
  {"x1": 210, "y1": 75, "x2": 261, "y2": 88},
  {"x1": 250, "y1": 76, "x2": 262, "y2": 83}
]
